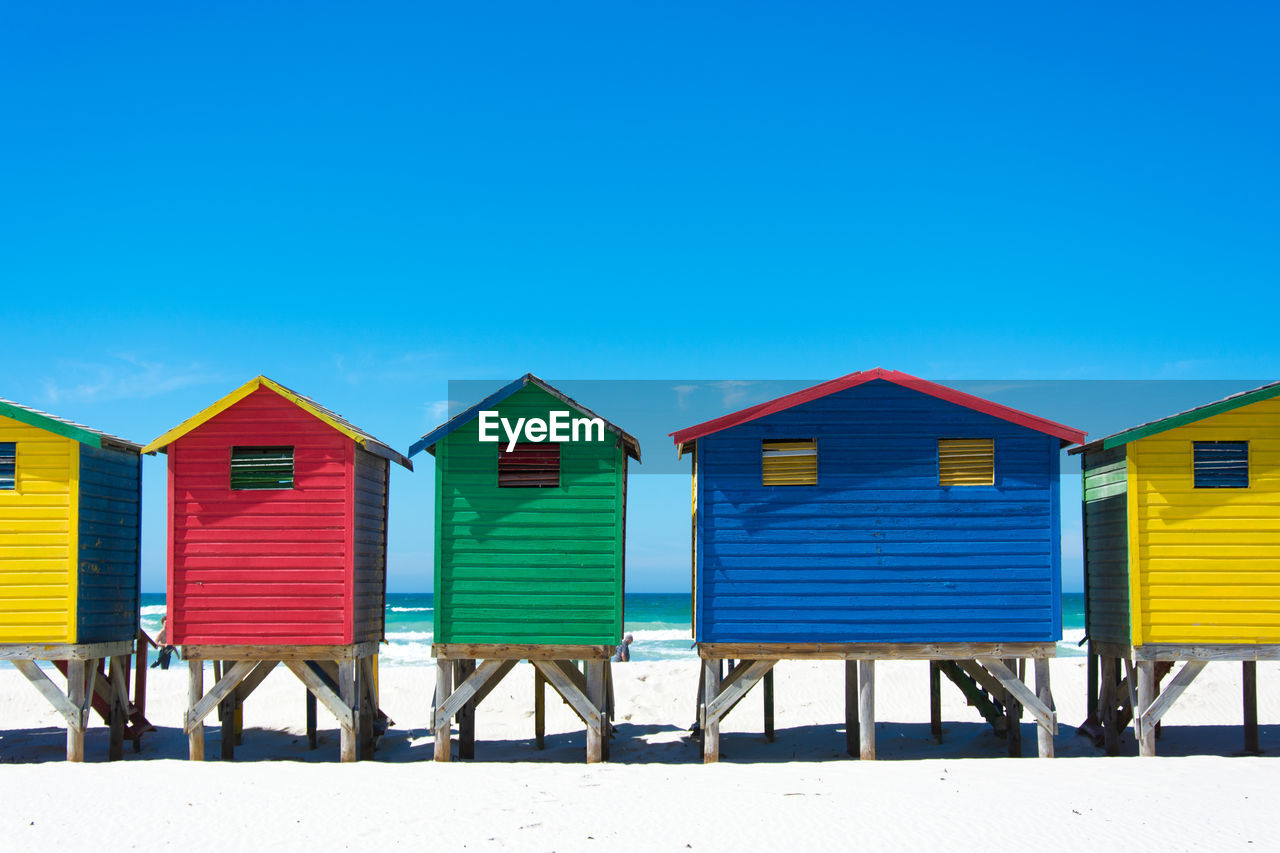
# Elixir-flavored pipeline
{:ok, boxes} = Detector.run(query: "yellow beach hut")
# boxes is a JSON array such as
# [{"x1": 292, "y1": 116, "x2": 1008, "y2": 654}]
[
  {"x1": 0, "y1": 397, "x2": 151, "y2": 761},
  {"x1": 1074, "y1": 380, "x2": 1280, "y2": 755}
]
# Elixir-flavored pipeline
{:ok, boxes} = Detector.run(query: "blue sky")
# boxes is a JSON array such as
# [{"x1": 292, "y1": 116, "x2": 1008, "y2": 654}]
[{"x1": 2, "y1": 4, "x2": 1278, "y2": 593}]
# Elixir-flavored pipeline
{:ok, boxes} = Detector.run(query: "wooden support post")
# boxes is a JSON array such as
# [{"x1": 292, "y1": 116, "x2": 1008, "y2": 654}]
[
  {"x1": 844, "y1": 660, "x2": 858, "y2": 757},
  {"x1": 1086, "y1": 646, "x2": 1098, "y2": 724},
  {"x1": 359, "y1": 656, "x2": 376, "y2": 758},
  {"x1": 306, "y1": 689, "x2": 317, "y2": 750},
  {"x1": 1004, "y1": 659, "x2": 1022, "y2": 758},
  {"x1": 858, "y1": 660, "x2": 875, "y2": 760},
  {"x1": 1244, "y1": 661, "x2": 1259, "y2": 754},
  {"x1": 929, "y1": 661, "x2": 942, "y2": 742},
  {"x1": 455, "y1": 659, "x2": 476, "y2": 760},
  {"x1": 339, "y1": 658, "x2": 358, "y2": 763},
  {"x1": 133, "y1": 632, "x2": 147, "y2": 753},
  {"x1": 603, "y1": 659, "x2": 613, "y2": 761},
  {"x1": 763, "y1": 668, "x2": 775, "y2": 742},
  {"x1": 188, "y1": 659, "x2": 204, "y2": 761},
  {"x1": 701, "y1": 657, "x2": 721, "y2": 763},
  {"x1": 1137, "y1": 659, "x2": 1156, "y2": 757},
  {"x1": 1035, "y1": 657, "x2": 1054, "y2": 758},
  {"x1": 434, "y1": 658, "x2": 452, "y2": 762},
  {"x1": 108, "y1": 655, "x2": 127, "y2": 761},
  {"x1": 534, "y1": 667, "x2": 545, "y2": 750},
  {"x1": 66, "y1": 658, "x2": 86, "y2": 763},
  {"x1": 1101, "y1": 656, "x2": 1119, "y2": 755},
  {"x1": 585, "y1": 660, "x2": 606, "y2": 764}
]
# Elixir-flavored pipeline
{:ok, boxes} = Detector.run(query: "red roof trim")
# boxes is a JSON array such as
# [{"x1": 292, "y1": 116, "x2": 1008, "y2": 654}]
[{"x1": 669, "y1": 368, "x2": 1087, "y2": 448}]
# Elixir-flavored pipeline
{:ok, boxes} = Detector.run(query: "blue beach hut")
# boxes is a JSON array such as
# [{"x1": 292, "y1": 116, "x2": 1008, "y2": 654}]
[{"x1": 671, "y1": 368, "x2": 1086, "y2": 762}]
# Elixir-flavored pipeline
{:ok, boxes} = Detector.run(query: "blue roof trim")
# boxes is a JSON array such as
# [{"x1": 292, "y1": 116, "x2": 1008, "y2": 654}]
[{"x1": 408, "y1": 376, "x2": 529, "y2": 457}]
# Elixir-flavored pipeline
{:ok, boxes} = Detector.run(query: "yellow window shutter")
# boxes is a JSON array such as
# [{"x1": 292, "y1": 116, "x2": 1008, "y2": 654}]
[
  {"x1": 938, "y1": 439, "x2": 994, "y2": 486},
  {"x1": 763, "y1": 439, "x2": 817, "y2": 486}
]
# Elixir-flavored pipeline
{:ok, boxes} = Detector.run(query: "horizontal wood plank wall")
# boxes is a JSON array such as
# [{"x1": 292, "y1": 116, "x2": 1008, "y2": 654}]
[
  {"x1": 170, "y1": 387, "x2": 351, "y2": 645},
  {"x1": 1132, "y1": 395, "x2": 1280, "y2": 644},
  {"x1": 351, "y1": 447, "x2": 388, "y2": 643},
  {"x1": 76, "y1": 444, "x2": 141, "y2": 643},
  {"x1": 0, "y1": 415, "x2": 76, "y2": 642},
  {"x1": 437, "y1": 384, "x2": 623, "y2": 644},
  {"x1": 697, "y1": 380, "x2": 1061, "y2": 643},
  {"x1": 1082, "y1": 446, "x2": 1130, "y2": 644}
]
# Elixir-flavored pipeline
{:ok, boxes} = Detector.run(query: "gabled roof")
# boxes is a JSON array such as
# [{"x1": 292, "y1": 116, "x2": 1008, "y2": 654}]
[
  {"x1": 141, "y1": 376, "x2": 412, "y2": 470},
  {"x1": 0, "y1": 397, "x2": 141, "y2": 453},
  {"x1": 409, "y1": 373, "x2": 642, "y2": 461},
  {"x1": 1069, "y1": 379, "x2": 1280, "y2": 456},
  {"x1": 671, "y1": 368, "x2": 1087, "y2": 453}
]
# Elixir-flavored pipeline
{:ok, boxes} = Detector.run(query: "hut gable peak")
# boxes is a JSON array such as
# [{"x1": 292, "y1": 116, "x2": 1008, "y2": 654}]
[
  {"x1": 409, "y1": 373, "x2": 641, "y2": 461},
  {"x1": 140, "y1": 375, "x2": 412, "y2": 469},
  {"x1": 670, "y1": 368, "x2": 1086, "y2": 454}
]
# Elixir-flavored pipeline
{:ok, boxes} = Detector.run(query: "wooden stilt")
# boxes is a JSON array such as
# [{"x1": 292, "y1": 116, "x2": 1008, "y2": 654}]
[
  {"x1": 220, "y1": 685, "x2": 236, "y2": 760},
  {"x1": 359, "y1": 656, "x2": 376, "y2": 758},
  {"x1": 929, "y1": 661, "x2": 942, "y2": 742},
  {"x1": 1004, "y1": 658, "x2": 1022, "y2": 757},
  {"x1": 455, "y1": 659, "x2": 476, "y2": 760},
  {"x1": 763, "y1": 668, "x2": 775, "y2": 742},
  {"x1": 1244, "y1": 661, "x2": 1259, "y2": 754},
  {"x1": 339, "y1": 659, "x2": 358, "y2": 762},
  {"x1": 602, "y1": 659, "x2": 613, "y2": 761},
  {"x1": 1035, "y1": 657, "x2": 1054, "y2": 758},
  {"x1": 133, "y1": 633, "x2": 147, "y2": 753},
  {"x1": 844, "y1": 660, "x2": 858, "y2": 756},
  {"x1": 534, "y1": 668, "x2": 546, "y2": 749},
  {"x1": 66, "y1": 658, "x2": 86, "y2": 763},
  {"x1": 1137, "y1": 659, "x2": 1156, "y2": 757},
  {"x1": 187, "y1": 659, "x2": 204, "y2": 761},
  {"x1": 858, "y1": 660, "x2": 875, "y2": 760},
  {"x1": 585, "y1": 660, "x2": 606, "y2": 763},
  {"x1": 108, "y1": 655, "x2": 127, "y2": 761},
  {"x1": 702, "y1": 657, "x2": 721, "y2": 763},
  {"x1": 434, "y1": 658, "x2": 452, "y2": 762},
  {"x1": 1086, "y1": 647, "x2": 1098, "y2": 725},
  {"x1": 306, "y1": 689, "x2": 317, "y2": 750},
  {"x1": 1101, "y1": 656, "x2": 1119, "y2": 755}
]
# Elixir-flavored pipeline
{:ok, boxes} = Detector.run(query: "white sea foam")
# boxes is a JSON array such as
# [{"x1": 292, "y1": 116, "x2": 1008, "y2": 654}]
[
  {"x1": 378, "y1": 642, "x2": 436, "y2": 665},
  {"x1": 626, "y1": 629, "x2": 693, "y2": 642},
  {"x1": 389, "y1": 607, "x2": 433, "y2": 613},
  {"x1": 140, "y1": 605, "x2": 167, "y2": 616},
  {"x1": 385, "y1": 631, "x2": 433, "y2": 642}
]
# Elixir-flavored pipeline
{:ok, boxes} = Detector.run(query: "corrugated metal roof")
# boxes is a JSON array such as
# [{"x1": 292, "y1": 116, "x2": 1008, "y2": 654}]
[
  {"x1": 409, "y1": 373, "x2": 642, "y2": 461},
  {"x1": 671, "y1": 368, "x2": 1087, "y2": 452},
  {"x1": 0, "y1": 396, "x2": 142, "y2": 452},
  {"x1": 1069, "y1": 379, "x2": 1280, "y2": 455}
]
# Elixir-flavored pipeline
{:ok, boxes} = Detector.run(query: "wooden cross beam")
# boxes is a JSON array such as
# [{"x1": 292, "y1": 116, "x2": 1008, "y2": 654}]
[
  {"x1": 1137, "y1": 660, "x2": 1206, "y2": 744},
  {"x1": 186, "y1": 661, "x2": 257, "y2": 732},
  {"x1": 974, "y1": 657, "x2": 1056, "y2": 735},
  {"x1": 284, "y1": 660, "x2": 355, "y2": 732},
  {"x1": 434, "y1": 659, "x2": 517, "y2": 727},
  {"x1": 705, "y1": 660, "x2": 774, "y2": 722}
]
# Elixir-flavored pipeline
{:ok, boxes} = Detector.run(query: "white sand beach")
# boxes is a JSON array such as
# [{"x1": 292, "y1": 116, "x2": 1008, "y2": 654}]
[{"x1": 1, "y1": 657, "x2": 1277, "y2": 851}]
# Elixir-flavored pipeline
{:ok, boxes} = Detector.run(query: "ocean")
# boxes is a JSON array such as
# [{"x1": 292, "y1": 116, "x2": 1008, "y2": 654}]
[{"x1": 138, "y1": 593, "x2": 1088, "y2": 666}]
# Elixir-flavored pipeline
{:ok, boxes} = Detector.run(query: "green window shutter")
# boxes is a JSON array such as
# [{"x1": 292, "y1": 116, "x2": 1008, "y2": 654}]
[
  {"x1": 0, "y1": 442, "x2": 14, "y2": 490},
  {"x1": 762, "y1": 439, "x2": 817, "y2": 486},
  {"x1": 230, "y1": 446, "x2": 294, "y2": 490},
  {"x1": 939, "y1": 438, "x2": 995, "y2": 486}
]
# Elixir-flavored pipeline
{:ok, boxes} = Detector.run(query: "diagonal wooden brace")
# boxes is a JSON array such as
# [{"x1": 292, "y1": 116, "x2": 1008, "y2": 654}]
[
  {"x1": 975, "y1": 658, "x2": 1057, "y2": 734},
  {"x1": 705, "y1": 660, "x2": 775, "y2": 723},
  {"x1": 531, "y1": 660, "x2": 601, "y2": 730},
  {"x1": 186, "y1": 660, "x2": 256, "y2": 732},
  {"x1": 285, "y1": 660, "x2": 354, "y2": 732},
  {"x1": 13, "y1": 659, "x2": 80, "y2": 729},
  {"x1": 1137, "y1": 659, "x2": 1205, "y2": 739},
  {"x1": 434, "y1": 659, "x2": 517, "y2": 728}
]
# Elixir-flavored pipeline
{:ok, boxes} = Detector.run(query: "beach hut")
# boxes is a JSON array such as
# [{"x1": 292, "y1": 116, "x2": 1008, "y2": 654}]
[
  {"x1": 410, "y1": 374, "x2": 640, "y2": 763},
  {"x1": 0, "y1": 397, "x2": 152, "y2": 761},
  {"x1": 141, "y1": 376, "x2": 412, "y2": 762},
  {"x1": 671, "y1": 368, "x2": 1086, "y2": 762},
  {"x1": 1073, "y1": 380, "x2": 1280, "y2": 756}
]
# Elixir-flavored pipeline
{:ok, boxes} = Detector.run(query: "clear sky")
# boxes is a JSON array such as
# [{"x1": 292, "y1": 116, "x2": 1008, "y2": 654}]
[{"x1": 2, "y1": 4, "x2": 1277, "y2": 593}]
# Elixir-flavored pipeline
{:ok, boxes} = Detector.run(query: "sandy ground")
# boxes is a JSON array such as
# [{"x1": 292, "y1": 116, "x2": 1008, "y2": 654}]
[{"x1": 1, "y1": 657, "x2": 1278, "y2": 851}]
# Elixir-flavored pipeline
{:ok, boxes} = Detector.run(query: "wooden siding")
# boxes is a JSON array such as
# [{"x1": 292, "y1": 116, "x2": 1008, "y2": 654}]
[
  {"x1": 76, "y1": 444, "x2": 141, "y2": 643},
  {"x1": 169, "y1": 387, "x2": 352, "y2": 645},
  {"x1": 696, "y1": 379, "x2": 1062, "y2": 644},
  {"x1": 435, "y1": 384, "x2": 624, "y2": 644},
  {"x1": 0, "y1": 415, "x2": 77, "y2": 643},
  {"x1": 352, "y1": 447, "x2": 388, "y2": 643},
  {"x1": 1131, "y1": 395, "x2": 1280, "y2": 644},
  {"x1": 1081, "y1": 446, "x2": 1129, "y2": 644}
]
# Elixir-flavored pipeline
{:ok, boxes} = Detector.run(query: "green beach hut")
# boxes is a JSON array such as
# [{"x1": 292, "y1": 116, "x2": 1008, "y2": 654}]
[{"x1": 409, "y1": 374, "x2": 640, "y2": 762}]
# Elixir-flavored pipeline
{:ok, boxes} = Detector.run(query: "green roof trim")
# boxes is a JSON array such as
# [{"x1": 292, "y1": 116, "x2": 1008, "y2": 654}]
[
  {"x1": 0, "y1": 398, "x2": 103, "y2": 447},
  {"x1": 1100, "y1": 381, "x2": 1280, "y2": 450}
]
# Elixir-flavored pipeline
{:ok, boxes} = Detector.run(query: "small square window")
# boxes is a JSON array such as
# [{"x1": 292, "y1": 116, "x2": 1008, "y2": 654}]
[
  {"x1": 498, "y1": 442, "x2": 560, "y2": 487},
  {"x1": 0, "y1": 442, "x2": 14, "y2": 490},
  {"x1": 939, "y1": 439, "x2": 994, "y2": 486},
  {"x1": 1193, "y1": 441, "x2": 1248, "y2": 488},
  {"x1": 762, "y1": 439, "x2": 817, "y2": 486},
  {"x1": 230, "y1": 446, "x2": 294, "y2": 490}
]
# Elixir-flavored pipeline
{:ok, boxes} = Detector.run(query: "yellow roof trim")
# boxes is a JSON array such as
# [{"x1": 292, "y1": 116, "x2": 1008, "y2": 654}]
[
  {"x1": 141, "y1": 377, "x2": 265, "y2": 454},
  {"x1": 256, "y1": 376, "x2": 372, "y2": 449}
]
